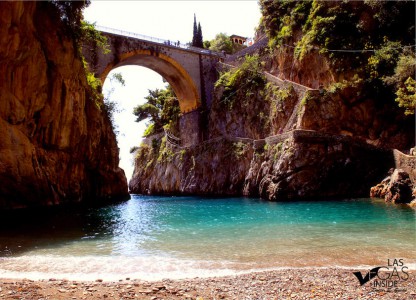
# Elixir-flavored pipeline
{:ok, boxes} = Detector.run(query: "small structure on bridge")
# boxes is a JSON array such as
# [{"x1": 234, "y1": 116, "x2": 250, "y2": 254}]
[{"x1": 230, "y1": 34, "x2": 247, "y2": 45}]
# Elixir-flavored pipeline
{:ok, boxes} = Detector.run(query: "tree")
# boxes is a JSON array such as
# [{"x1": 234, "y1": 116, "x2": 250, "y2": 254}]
[
  {"x1": 192, "y1": 14, "x2": 204, "y2": 48},
  {"x1": 47, "y1": 0, "x2": 91, "y2": 40},
  {"x1": 209, "y1": 33, "x2": 233, "y2": 54},
  {"x1": 384, "y1": 49, "x2": 416, "y2": 115},
  {"x1": 203, "y1": 40, "x2": 211, "y2": 49},
  {"x1": 395, "y1": 77, "x2": 416, "y2": 115},
  {"x1": 133, "y1": 86, "x2": 181, "y2": 136},
  {"x1": 79, "y1": 21, "x2": 109, "y2": 53},
  {"x1": 192, "y1": 14, "x2": 198, "y2": 47},
  {"x1": 196, "y1": 22, "x2": 203, "y2": 48}
]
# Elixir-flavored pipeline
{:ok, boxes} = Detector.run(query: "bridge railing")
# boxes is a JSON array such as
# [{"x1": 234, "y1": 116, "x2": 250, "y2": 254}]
[
  {"x1": 96, "y1": 25, "x2": 224, "y2": 58},
  {"x1": 96, "y1": 25, "x2": 189, "y2": 48}
]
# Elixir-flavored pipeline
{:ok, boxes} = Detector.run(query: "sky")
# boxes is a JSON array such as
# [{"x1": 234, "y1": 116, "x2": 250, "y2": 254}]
[{"x1": 83, "y1": 1, "x2": 262, "y2": 181}]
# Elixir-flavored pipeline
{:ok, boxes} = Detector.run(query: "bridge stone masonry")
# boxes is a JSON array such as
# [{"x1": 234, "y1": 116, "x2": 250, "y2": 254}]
[{"x1": 82, "y1": 26, "x2": 223, "y2": 147}]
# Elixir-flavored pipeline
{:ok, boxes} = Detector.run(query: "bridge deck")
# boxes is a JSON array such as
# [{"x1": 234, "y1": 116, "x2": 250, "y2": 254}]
[{"x1": 96, "y1": 25, "x2": 224, "y2": 58}]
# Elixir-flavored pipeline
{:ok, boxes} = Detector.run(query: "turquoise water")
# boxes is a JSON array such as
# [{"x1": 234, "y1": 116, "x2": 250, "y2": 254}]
[{"x1": 0, "y1": 196, "x2": 415, "y2": 280}]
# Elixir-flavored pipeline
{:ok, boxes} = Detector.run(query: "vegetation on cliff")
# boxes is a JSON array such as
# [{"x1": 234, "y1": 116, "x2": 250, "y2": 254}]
[
  {"x1": 48, "y1": 0, "x2": 90, "y2": 39},
  {"x1": 133, "y1": 86, "x2": 181, "y2": 137},
  {"x1": 48, "y1": 0, "x2": 125, "y2": 141},
  {"x1": 49, "y1": 1, "x2": 117, "y2": 115},
  {"x1": 259, "y1": 0, "x2": 416, "y2": 115},
  {"x1": 216, "y1": 55, "x2": 266, "y2": 109},
  {"x1": 212, "y1": 54, "x2": 303, "y2": 138},
  {"x1": 129, "y1": 136, "x2": 253, "y2": 195}
]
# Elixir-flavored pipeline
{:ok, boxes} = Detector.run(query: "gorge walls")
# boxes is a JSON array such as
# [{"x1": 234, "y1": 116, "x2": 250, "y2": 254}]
[
  {"x1": 129, "y1": 1, "x2": 415, "y2": 203},
  {"x1": 129, "y1": 46, "x2": 414, "y2": 203},
  {"x1": 0, "y1": 2, "x2": 129, "y2": 209}
]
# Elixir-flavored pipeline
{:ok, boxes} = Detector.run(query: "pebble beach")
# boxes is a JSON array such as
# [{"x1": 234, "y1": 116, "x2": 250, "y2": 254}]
[{"x1": 1, "y1": 268, "x2": 415, "y2": 300}]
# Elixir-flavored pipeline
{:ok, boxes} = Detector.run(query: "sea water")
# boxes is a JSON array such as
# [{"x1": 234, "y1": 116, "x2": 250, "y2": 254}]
[{"x1": 0, "y1": 196, "x2": 414, "y2": 281}]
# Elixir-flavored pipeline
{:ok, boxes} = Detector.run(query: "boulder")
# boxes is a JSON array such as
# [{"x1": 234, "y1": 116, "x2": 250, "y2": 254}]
[{"x1": 370, "y1": 169, "x2": 414, "y2": 204}]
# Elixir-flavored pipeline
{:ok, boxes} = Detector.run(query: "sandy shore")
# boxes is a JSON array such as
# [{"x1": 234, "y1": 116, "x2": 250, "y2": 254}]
[{"x1": 0, "y1": 268, "x2": 415, "y2": 299}]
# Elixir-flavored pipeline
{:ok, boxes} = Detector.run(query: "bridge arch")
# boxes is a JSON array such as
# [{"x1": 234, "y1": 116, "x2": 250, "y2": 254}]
[{"x1": 100, "y1": 49, "x2": 201, "y2": 113}]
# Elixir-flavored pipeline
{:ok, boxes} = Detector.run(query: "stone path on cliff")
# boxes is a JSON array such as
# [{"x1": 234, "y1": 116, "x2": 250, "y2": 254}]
[
  {"x1": 160, "y1": 128, "x2": 382, "y2": 155},
  {"x1": 157, "y1": 60, "x2": 321, "y2": 150}
]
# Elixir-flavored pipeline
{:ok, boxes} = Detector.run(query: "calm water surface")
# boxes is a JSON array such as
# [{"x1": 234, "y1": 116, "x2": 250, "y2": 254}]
[{"x1": 0, "y1": 196, "x2": 414, "y2": 280}]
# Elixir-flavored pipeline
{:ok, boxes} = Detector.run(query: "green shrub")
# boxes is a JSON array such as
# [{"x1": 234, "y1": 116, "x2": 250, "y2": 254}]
[
  {"x1": 134, "y1": 86, "x2": 180, "y2": 137},
  {"x1": 215, "y1": 55, "x2": 266, "y2": 109},
  {"x1": 260, "y1": 0, "x2": 415, "y2": 114},
  {"x1": 143, "y1": 124, "x2": 155, "y2": 137},
  {"x1": 396, "y1": 77, "x2": 416, "y2": 115}
]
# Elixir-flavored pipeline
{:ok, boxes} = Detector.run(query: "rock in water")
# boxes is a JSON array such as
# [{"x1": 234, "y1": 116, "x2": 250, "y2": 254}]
[{"x1": 370, "y1": 169, "x2": 414, "y2": 204}]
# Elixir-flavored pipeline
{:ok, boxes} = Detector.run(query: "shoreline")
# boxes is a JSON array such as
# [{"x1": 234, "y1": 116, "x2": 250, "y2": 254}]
[
  {"x1": 1, "y1": 268, "x2": 415, "y2": 299},
  {"x1": 1, "y1": 262, "x2": 416, "y2": 283}
]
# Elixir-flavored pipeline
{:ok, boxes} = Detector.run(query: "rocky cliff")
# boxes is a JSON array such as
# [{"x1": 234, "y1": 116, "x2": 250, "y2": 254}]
[
  {"x1": 129, "y1": 51, "x2": 414, "y2": 202},
  {"x1": 243, "y1": 131, "x2": 394, "y2": 200},
  {"x1": 0, "y1": 2, "x2": 129, "y2": 209},
  {"x1": 129, "y1": 137, "x2": 252, "y2": 196},
  {"x1": 129, "y1": 1, "x2": 415, "y2": 203},
  {"x1": 370, "y1": 151, "x2": 416, "y2": 205}
]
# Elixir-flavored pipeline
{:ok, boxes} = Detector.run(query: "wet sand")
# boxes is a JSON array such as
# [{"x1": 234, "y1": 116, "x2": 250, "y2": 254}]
[{"x1": 1, "y1": 268, "x2": 415, "y2": 299}]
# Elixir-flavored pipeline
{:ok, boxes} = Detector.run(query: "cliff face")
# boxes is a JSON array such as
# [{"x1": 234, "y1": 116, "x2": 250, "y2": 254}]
[
  {"x1": 0, "y1": 2, "x2": 129, "y2": 209},
  {"x1": 129, "y1": 52, "x2": 413, "y2": 201},
  {"x1": 370, "y1": 151, "x2": 416, "y2": 205},
  {"x1": 129, "y1": 138, "x2": 252, "y2": 196},
  {"x1": 243, "y1": 132, "x2": 394, "y2": 200},
  {"x1": 296, "y1": 86, "x2": 414, "y2": 150},
  {"x1": 129, "y1": 2, "x2": 414, "y2": 202}
]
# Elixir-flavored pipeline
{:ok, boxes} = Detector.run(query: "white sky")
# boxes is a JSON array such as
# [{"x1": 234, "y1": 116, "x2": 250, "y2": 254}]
[{"x1": 83, "y1": 1, "x2": 261, "y2": 181}]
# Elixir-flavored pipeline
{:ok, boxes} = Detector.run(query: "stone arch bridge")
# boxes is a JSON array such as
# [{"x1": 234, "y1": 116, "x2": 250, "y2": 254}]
[{"x1": 83, "y1": 26, "x2": 223, "y2": 146}]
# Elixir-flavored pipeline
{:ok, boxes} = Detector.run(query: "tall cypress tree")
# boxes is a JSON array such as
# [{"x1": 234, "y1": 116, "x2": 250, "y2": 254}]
[
  {"x1": 192, "y1": 14, "x2": 198, "y2": 47},
  {"x1": 197, "y1": 22, "x2": 203, "y2": 48},
  {"x1": 192, "y1": 14, "x2": 204, "y2": 48}
]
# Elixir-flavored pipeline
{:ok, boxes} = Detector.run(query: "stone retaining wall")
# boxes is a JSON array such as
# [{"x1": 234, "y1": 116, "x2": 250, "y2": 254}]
[{"x1": 393, "y1": 149, "x2": 416, "y2": 182}]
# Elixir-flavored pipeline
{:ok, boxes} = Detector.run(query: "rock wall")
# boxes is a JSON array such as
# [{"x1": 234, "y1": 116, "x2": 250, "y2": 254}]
[
  {"x1": 130, "y1": 130, "x2": 394, "y2": 200},
  {"x1": 370, "y1": 151, "x2": 416, "y2": 205},
  {"x1": 129, "y1": 73, "x2": 412, "y2": 201},
  {"x1": 393, "y1": 150, "x2": 416, "y2": 182},
  {"x1": 129, "y1": 58, "x2": 412, "y2": 200},
  {"x1": 270, "y1": 46, "x2": 335, "y2": 90},
  {"x1": 244, "y1": 131, "x2": 394, "y2": 200},
  {"x1": 129, "y1": 138, "x2": 252, "y2": 196},
  {"x1": 129, "y1": 14, "x2": 414, "y2": 202},
  {"x1": 0, "y1": 2, "x2": 129, "y2": 209},
  {"x1": 297, "y1": 87, "x2": 415, "y2": 150}
]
